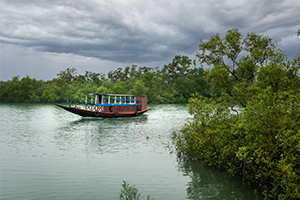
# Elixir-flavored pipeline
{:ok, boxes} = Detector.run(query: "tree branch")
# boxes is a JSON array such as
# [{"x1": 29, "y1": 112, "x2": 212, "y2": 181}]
[{"x1": 220, "y1": 56, "x2": 240, "y2": 81}]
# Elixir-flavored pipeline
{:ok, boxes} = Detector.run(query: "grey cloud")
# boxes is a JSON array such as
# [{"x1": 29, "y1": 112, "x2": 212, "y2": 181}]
[
  {"x1": 1, "y1": 0, "x2": 300, "y2": 80},
  {"x1": 0, "y1": 0, "x2": 215, "y2": 63}
]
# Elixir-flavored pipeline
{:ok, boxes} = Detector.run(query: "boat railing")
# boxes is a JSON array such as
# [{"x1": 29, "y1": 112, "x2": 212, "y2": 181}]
[
  {"x1": 85, "y1": 102, "x2": 141, "y2": 106},
  {"x1": 101, "y1": 98, "x2": 136, "y2": 104},
  {"x1": 85, "y1": 93, "x2": 137, "y2": 105},
  {"x1": 85, "y1": 104, "x2": 103, "y2": 111},
  {"x1": 84, "y1": 94, "x2": 146, "y2": 112}
]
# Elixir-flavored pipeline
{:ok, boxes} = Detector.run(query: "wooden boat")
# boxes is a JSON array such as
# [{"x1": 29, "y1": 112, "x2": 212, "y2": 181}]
[{"x1": 55, "y1": 93, "x2": 153, "y2": 118}]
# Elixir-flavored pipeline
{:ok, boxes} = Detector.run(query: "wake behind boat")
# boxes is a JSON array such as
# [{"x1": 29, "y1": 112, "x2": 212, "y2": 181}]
[{"x1": 55, "y1": 93, "x2": 153, "y2": 118}]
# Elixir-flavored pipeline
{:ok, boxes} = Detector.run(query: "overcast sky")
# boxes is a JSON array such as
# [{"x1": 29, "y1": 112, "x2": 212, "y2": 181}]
[{"x1": 1, "y1": 0, "x2": 299, "y2": 81}]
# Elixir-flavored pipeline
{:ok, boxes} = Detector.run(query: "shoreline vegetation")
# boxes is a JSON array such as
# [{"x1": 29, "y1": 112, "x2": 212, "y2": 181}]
[
  {"x1": 172, "y1": 29, "x2": 300, "y2": 199},
  {"x1": 0, "y1": 55, "x2": 210, "y2": 104},
  {"x1": 1, "y1": 29, "x2": 299, "y2": 199}
]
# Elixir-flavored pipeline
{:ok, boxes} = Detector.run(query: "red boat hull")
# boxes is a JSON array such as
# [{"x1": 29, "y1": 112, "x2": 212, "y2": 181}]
[{"x1": 55, "y1": 104, "x2": 152, "y2": 118}]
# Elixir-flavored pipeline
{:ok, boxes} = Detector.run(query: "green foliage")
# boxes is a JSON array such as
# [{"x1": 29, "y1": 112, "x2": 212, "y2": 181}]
[
  {"x1": 173, "y1": 29, "x2": 300, "y2": 199},
  {"x1": 197, "y1": 28, "x2": 285, "y2": 109},
  {"x1": 130, "y1": 80, "x2": 148, "y2": 97},
  {"x1": 240, "y1": 89, "x2": 300, "y2": 199},
  {"x1": 174, "y1": 90, "x2": 300, "y2": 199},
  {"x1": 113, "y1": 81, "x2": 129, "y2": 94},
  {"x1": 119, "y1": 181, "x2": 154, "y2": 200},
  {"x1": 0, "y1": 55, "x2": 210, "y2": 104},
  {"x1": 0, "y1": 75, "x2": 45, "y2": 103},
  {"x1": 120, "y1": 181, "x2": 141, "y2": 200},
  {"x1": 57, "y1": 67, "x2": 77, "y2": 83}
]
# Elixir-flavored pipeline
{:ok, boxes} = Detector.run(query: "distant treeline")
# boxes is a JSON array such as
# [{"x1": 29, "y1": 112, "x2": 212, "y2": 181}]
[{"x1": 0, "y1": 55, "x2": 211, "y2": 104}]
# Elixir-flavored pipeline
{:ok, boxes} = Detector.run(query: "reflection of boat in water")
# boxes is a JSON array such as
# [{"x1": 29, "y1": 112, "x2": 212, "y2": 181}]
[{"x1": 55, "y1": 93, "x2": 153, "y2": 118}]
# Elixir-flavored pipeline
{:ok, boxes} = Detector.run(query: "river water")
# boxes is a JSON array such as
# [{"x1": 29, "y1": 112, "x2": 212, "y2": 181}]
[{"x1": 0, "y1": 103, "x2": 262, "y2": 200}]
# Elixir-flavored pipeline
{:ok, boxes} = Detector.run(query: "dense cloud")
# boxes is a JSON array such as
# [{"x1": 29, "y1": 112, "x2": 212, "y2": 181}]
[{"x1": 1, "y1": 0, "x2": 300, "y2": 80}]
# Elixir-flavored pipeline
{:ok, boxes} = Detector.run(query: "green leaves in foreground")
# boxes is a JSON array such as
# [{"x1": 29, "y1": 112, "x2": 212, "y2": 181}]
[
  {"x1": 120, "y1": 181, "x2": 141, "y2": 200},
  {"x1": 120, "y1": 181, "x2": 154, "y2": 200}
]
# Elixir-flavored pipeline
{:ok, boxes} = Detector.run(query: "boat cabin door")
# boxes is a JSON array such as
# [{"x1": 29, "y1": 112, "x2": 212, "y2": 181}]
[{"x1": 99, "y1": 95, "x2": 103, "y2": 104}]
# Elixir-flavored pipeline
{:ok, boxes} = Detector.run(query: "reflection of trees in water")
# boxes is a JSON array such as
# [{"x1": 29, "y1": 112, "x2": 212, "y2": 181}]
[{"x1": 176, "y1": 156, "x2": 263, "y2": 200}]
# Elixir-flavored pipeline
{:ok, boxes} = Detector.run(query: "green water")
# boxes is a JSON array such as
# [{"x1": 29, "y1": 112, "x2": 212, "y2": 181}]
[{"x1": 0, "y1": 103, "x2": 262, "y2": 200}]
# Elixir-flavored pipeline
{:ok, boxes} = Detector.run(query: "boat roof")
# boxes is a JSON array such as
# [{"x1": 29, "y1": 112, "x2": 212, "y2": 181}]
[{"x1": 86, "y1": 93, "x2": 135, "y2": 97}]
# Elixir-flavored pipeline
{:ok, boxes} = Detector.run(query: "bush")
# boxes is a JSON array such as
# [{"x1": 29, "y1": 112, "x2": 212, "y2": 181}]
[
  {"x1": 119, "y1": 181, "x2": 154, "y2": 200},
  {"x1": 173, "y1": 90, "x2": 300, "y2": 199},
  {"x1": 173, "y1": 29, "x2": 300, "y2": 199}
]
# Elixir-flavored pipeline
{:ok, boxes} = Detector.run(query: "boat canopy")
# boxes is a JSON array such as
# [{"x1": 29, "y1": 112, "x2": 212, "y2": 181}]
[{"x1": 85, "y1": 93, "x2": 139, "y2": 106}]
